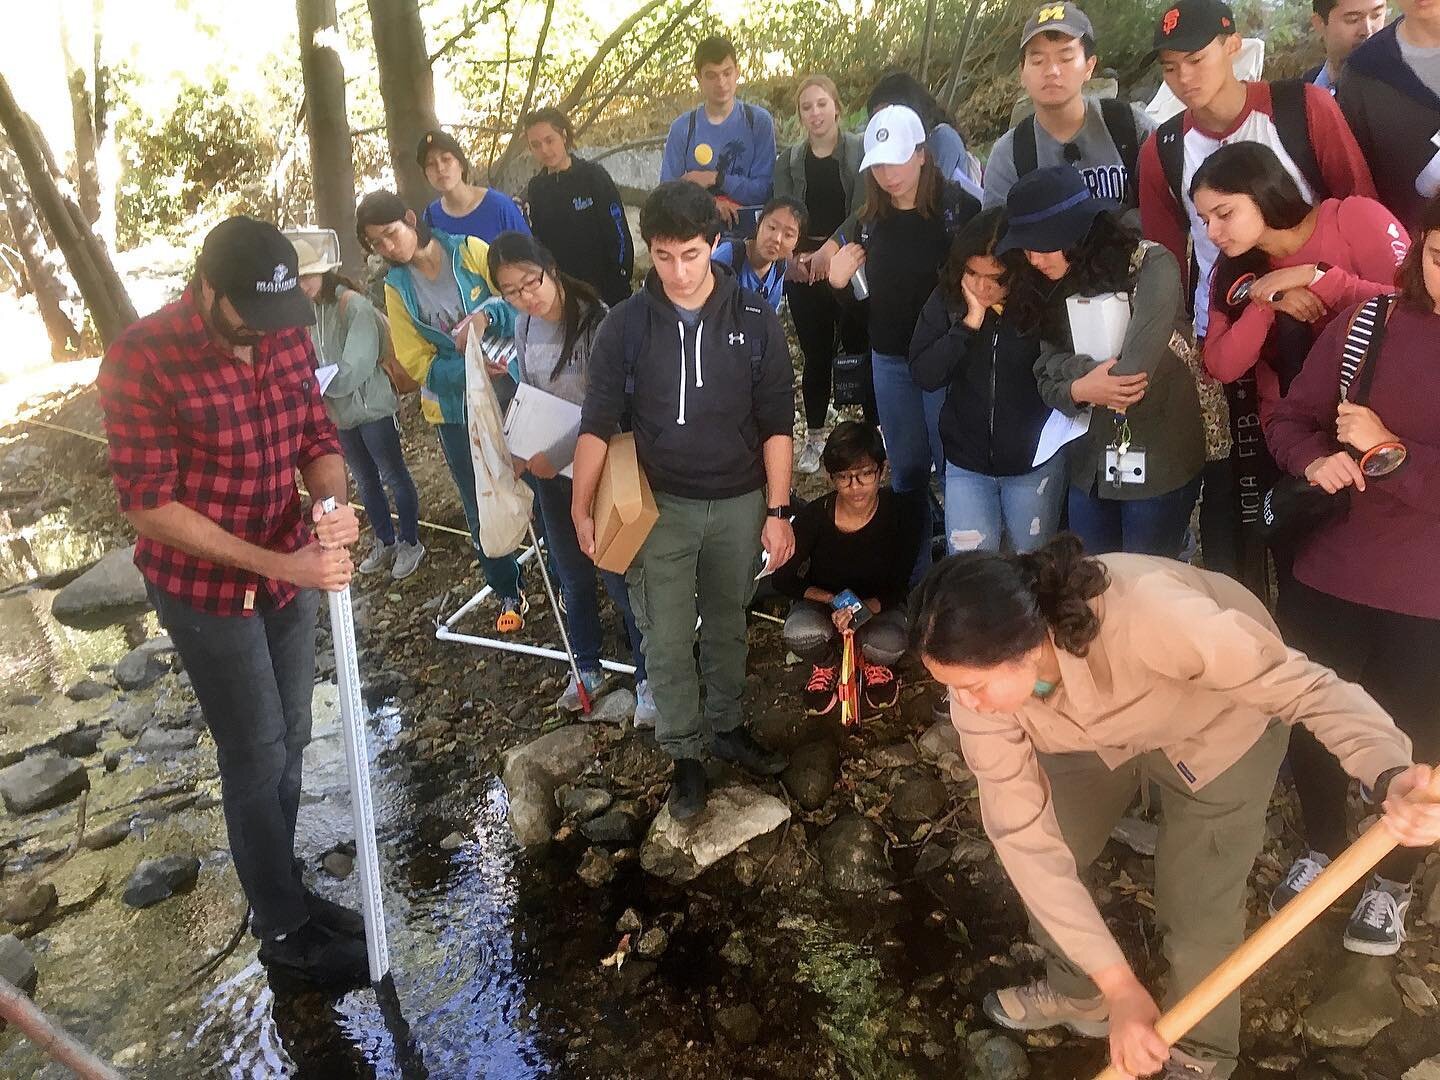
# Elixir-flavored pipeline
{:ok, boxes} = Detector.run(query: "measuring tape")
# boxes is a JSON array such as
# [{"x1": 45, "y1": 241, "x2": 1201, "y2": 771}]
[{"x1": 320, "y1": 497, "x2": 390, "y2": 982}]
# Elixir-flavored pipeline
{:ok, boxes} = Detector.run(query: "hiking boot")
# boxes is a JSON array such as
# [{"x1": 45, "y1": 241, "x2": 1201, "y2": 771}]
[
  {"x1": 258, "y1": 919, "x2": 369, "y2": 988},
  {"x1": 496, "y1": 596, "x2": 529, "y2": 633},
  {"x1": 634, "y1": 680, "x2": 658, "y2": 729},
  {"x1": 1158, "y1": 1048, "x2": 1219, "y2": 1078},
  {"x1": 1343, "y1": 876, "x2": 1410, "y2": 956},
  {"x1": 712, "y1": 728, "x2": 787, "y2": 776},
  {"x1": 557, "y1": 669, "x2": 606, "y2": 713},
  {"x1": 796, "y1": 432, "x2": 824, "y2": 475},
  {"x1": 304, "y1": 887, "x2": 365, "y2": 939},
  {"x1": 391, "y1": 540, "x2": 425, "y2": 580},
  {"x1": 668, "y1": 758, "x2": 707, "y2": 821},
  {"x1": 804, "y1": 664, "x2": 839, "y2": 716},
  {"x1": 1269, "y1": 850, "x2": 1331, "y2": 915},
  {"x1": 358, "y1": 541, "x2": 396, "y2": 575},
  {"x1": 982, "y1": 979, "x2": 1110, "y2": 1038},
  {"x1": 862, "y1": 663, "x2": 900, "y2": 712}
]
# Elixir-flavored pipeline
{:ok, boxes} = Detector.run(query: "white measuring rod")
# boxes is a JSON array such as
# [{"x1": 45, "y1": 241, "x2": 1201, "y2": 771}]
[{"x1": 321, "y1": 497, "x2": 390, "y2": 982}]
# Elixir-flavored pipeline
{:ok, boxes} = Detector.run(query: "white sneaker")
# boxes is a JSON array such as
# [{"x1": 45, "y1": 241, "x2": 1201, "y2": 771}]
[
  {"x1": 557, "y1": 669, "x2": 605, "y2": 713},
  {"x1": 391, "y1": 540, "x2": 425, "y2": 580},
  {"x1": 358, "y1": 541, "x2": 396, "y2": 574},
  {"x1": 1343, "y1": 877, "x2": 1410, "y2": 956},
  {"x1": 1269, "y1": 850, "x2": 1330, "y2": 915},
  {"x1": 796, "y1": 432, "x2": 824, "y2": 475},
  {"x1": 634, "y1": 679, "x2": 658, "y2": 729}
]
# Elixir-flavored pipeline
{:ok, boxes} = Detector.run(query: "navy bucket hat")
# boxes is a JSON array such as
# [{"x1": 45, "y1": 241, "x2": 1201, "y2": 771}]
[{"x1": 996, "y1": 165, "x2": 1117, "y2": 254}]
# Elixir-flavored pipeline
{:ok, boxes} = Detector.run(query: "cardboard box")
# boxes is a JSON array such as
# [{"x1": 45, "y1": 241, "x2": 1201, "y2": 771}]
[{"x1": 592, "y1": 432, "x2": 659, "y2": 573}]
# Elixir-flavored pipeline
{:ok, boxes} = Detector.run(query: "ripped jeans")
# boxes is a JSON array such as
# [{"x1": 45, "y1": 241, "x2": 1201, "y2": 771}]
[{"x1": 944, "y1": 453, "x2": 1067, "y2": 555}]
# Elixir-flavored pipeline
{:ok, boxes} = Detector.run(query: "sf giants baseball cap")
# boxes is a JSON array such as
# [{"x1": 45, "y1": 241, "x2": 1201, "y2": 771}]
[
  {"x1": 1150, "y1": 0, "x2": 1236, "y2": 61},
  {"x1": 198, "y1": 216, "x2": 315, "y2": 332}
]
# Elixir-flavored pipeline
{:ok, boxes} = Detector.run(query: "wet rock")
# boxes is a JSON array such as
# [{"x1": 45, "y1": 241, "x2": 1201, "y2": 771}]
[
  {"x1": 1404, "y1": 1056, "x2": 1440, "y2": 1080},
  {"x1": 136, "y1": 727, "x2": 199, "y2": 754},
  {"x1": 635, "y1": 927, "x2": 669, "y2": 959},
  {"x1": 872, "y1": 742, "x2": 919, "y2": 768},
  {"x1": 640, "y1": 785, "x2": 790, "y2": 884},
  {"x1": 719, "y1": 931, "x2": 753, "y2": 967},
  {"x1": 103, "y1": 749, "x2": 125, "y2": 773},
  {"x1": 64, "y1": 678, "x2": 110, "y2": 702},
  {"x1": 968, "y1": 1032, "x2": 1031, "y2": 1079},
  {"x1": 918, "y1": 717, "x2": 961, "y2": 759},
  {"x1": 780, "y1": 740, "x2": 840, "y2": 811},
  {"x1": 1300, "y1": 955, "x2": 1403, "y2": 1047},
  {"x1": 122, "y1": 855, "x2": 201, "y2": 908},
  {"x1": 51, "y1": 545, "x2": 148, "y2": 626},
  {"x1": 1397, "y1": 972, "x2": 1437, "y2": 1009},
  {"x1": 818, "y1": 814, "x2": 893, "y2": 892},
  {"x1": 439, "y1": 831, "x2": 466, "y2": 850},
  {"x1": 1111, "y1": 816, "x2": 1159, "y2": 857},
  {"x1": 501, "y1": 726, "x2": 594, "y2": 847},
  {"x1": 0, "y1": 754, "x2": 89, "y2": 813},
  {"x1": 713, "y1": 1002, "x2": 761, "y2": 1046},
  {"x1": 0, "y1": 935, "x2": 37, "y2": 995},
  {"x1": 114, "y1": 637, "x2": 175, "y2": 691},
  {"x1": 749, "y1": 708, "x2": 809, "y2": 754},
  {"x1": 555, "y1": 785, "x2": 612, "y2": 821},
  {"x1": 586, "y1": 688, "x2": 635, "y2": 724},
  {"x1": 1256, "y1": 1054, "x2": 1303, "y2": 1073},
  {"x1": 111, "y1": 700, "x2": 156, "y2": 739},
  {"x1": 5, "y1": 694, "x2": 43, "y2": 709},
  {"x1": 1, "y1": 881, "x2": 56, "y2": 924},
  {"x1": 914, "y1": 843, "x2": 951, "y2": 876},
  {"x1": 616, "y1": 957, "x2": 657, "y2": 996},
  {"x1": 889, "y1": 768, "x2": 949, "y2": 822},
  {"x1": 52, "y1": 726, "x2": 103, "y2": 758},
  {"x1": 1423, "y1": 861, "x2": 1440, "y2": 926},
  {"x1": 80, "y1": 819, "x2": 132, "y2": 850},
  {"x1": 581, "y1": 810, "x2": 637, "y2": 846},
  {"x1": 615, "y1": 908, "x2": 643, "y2": 935},
  {"x1": 322, "y1": 851, "x2": 354, "y2": 879},
  {"x1": 576, "y1": 847, "x2": 615, "y2": 888}
]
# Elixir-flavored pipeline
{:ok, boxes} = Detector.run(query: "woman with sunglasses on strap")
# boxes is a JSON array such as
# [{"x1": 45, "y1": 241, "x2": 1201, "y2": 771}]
[
  {"x1": 487, "y1": 231, "x2": 655, "y2": 724},
  {"x1": 771, "y1": 421, "x2": 924, "y2": 717},
  {"x1": 1262, "y1": 194, "x2": 1440, "y2": 959}
]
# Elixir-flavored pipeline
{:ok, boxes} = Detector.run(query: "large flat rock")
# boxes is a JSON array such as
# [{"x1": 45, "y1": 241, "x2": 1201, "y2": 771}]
[
  {"x1": 640, "y1": 785, "x2": 789, "y2": 883},
  {"x1": 51, "y1": 546, "x2": 149, "y2": 628},
  {"x1": 0, "y1": 754, "x2": 89, "y2": 814}
]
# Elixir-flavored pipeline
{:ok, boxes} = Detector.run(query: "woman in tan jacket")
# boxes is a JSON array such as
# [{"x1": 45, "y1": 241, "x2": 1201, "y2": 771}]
[{"x1": 909, "y1": 535, "x2": 1439, "y2": 1080}]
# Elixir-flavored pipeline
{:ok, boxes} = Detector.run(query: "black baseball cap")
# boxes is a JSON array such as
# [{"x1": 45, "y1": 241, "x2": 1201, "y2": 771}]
[
  {"x1": 1021, "y1": 3, "x2": 1096, "y2": 50},
  {"x1": 1150, "y1": 0, "x2": 1236, "y2": 60},
  {"x1": 197, "y1": 216, "x2": 314, "y2": 332}
]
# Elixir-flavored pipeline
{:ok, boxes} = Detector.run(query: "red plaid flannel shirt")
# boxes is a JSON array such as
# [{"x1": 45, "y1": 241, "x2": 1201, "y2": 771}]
[{"x1": 97, "y1": 287, "x2": 342, "y2": 616}]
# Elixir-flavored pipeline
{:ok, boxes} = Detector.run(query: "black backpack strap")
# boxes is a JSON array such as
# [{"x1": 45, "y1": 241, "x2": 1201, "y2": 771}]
[
  {"x1": 738, "y1": 296, "x2": 767, "y2": 387},
  {"x1": 1270, "y1": 78, "x2": 1328, "y2": 201},
  {"x1": 1156, "y1": 112, "x2": 1186, "y2": 211},
  {"x1": 1341, "y1": 294, "x2": 1395, "y2": 405},
  {"x1": 1098, "y1": 97, "x2": 1141, "y2": 202},
  {"x1": 743, "y1": 102, "x2": 756, "y2": 132},
  {"x1": 1013, "y1": 114, "x2": 1039, "y2": 179},
  {"x1": 685, "y1": 108, "x2": 698, "y2": 162},
  {"x1": 727, "y1": 241, "x2": 749, "y2": 276},
  {"x1": 621, "y1": 297, "x2": 650, "y2": 425}
]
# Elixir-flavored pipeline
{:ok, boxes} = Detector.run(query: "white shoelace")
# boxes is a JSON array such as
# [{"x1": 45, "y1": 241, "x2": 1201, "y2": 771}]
[
  {"x1": 1283, "y1": 854, "x2": 1327, "y2": 893},
  {"x1": 1354, "y1": 888, "x2": 1400, "y2": 931}
]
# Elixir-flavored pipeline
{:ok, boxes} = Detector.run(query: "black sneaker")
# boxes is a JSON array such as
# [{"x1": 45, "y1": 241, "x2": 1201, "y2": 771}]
[
  {"x1": 804, "y1": 664, "x2": 840, "y2": 716},
  {"x1": 712, "y1": 728, "x2": 787, "y2": 776},
  {"x1": 258, "y1": 919, "x2": 369, "y2": 988},
  {"x1": 305, "y1": 887, "x2": 365, "y2": 939},
  {"x1": 669, "y1": 758, "x2": 708, "y2": 821},
  {"x1": 1343, "y1": 877, "x2": 1410, "y2": 956}
]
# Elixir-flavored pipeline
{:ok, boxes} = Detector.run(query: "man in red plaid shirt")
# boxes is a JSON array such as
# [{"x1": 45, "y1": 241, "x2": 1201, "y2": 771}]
[{"x1": 99, "y1": 217, "x2": 370, "y2": 987}]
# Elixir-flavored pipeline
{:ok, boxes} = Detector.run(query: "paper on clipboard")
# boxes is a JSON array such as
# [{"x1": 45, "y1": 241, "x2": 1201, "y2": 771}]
[
  {"x1": 1033, "y1": 408, "x2": 1091, "y2": 467},
  {"x1": 316, "y1": 364, "x2": 340, "y2": 394},
  {"x1": 503, "y1": 382, "x2": 582, "y2": 478}
]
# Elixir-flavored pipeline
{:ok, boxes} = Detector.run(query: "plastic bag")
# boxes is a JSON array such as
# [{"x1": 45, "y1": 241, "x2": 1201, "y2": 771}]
[{"x1": 465, "y1": 330, "x2": 533, "y2": 557}]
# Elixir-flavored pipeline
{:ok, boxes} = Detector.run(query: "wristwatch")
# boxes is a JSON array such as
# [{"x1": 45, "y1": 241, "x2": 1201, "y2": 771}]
[
  {"x1": 1309, "y1": 261, "x2": 1334, "y2": 287},
  {"x1": 767, "y1": 505, "x2": 792, "y2": 519}
]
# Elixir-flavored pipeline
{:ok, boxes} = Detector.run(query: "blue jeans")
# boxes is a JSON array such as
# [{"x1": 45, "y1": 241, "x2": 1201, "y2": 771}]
[
  {"x1": 1067, "y1": 475, "x2": 1202, "y2": 559},
  {"x1": 336, "y1": 416, "x2": 420, "y2": 546},
  {"x1": 944, "y1": 454, "x2": 1067, "y2": 554},
  {"x1": 872, "y1": 351, "x2": 945, "y2": 582},
  {"x1": 533, "y1": 474, "x2": 646, "y2": 679},
  {"x1": 434, "y1": 421, "x2": 523, "y2": 601}
]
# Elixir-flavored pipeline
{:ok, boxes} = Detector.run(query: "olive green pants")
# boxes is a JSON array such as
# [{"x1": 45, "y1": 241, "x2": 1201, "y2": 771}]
[
  {"x1": 626, "y1": 489, "x2": 765, "y2": 760},
  {"x1": 1031, "y1": 721, "x2": 1291, "y2": 1076}
]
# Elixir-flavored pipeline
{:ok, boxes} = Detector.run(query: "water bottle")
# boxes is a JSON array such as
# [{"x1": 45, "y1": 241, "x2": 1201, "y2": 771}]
[{"x1": 851, "y1": 264, "x2": 869, "y2": 301}]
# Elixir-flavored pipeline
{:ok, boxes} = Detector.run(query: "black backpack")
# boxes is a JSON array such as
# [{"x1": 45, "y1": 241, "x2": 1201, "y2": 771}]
[{"x1": 1012, "y1": 97, "x2": 1142, "y2": 204}]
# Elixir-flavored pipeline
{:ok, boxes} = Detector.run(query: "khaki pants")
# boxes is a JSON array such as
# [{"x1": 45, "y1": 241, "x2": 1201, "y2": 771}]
[{"x1": 1031, "y1": 722, "x2": 1290, "y2": 1076}]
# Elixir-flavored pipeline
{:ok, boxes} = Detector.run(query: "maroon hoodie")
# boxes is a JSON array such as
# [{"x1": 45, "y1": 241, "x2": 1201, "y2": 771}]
[{"x1": 1267, "y1": 300, "x2": 1440, "y2": 619}]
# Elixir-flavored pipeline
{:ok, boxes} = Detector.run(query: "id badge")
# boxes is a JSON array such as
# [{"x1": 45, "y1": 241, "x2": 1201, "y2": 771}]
[{"x1": 1105, "y1": 445, "x2": 1148, "y2": 486}]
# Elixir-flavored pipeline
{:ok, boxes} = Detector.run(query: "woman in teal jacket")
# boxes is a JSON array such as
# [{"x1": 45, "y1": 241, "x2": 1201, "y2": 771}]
[{"x1": 355, "y1": 190, "x2": 527, "y2": 631}]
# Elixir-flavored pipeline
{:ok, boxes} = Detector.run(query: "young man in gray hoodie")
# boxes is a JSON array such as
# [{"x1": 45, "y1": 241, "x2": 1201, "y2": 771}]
[{"x1": 573, "y1": 180, "x2": 796, "y2": 819}]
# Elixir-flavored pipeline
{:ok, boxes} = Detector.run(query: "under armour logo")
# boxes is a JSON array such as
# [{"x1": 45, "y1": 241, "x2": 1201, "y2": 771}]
[
  {"x1": 729, "y1": 332, "x2": 745, "y2": 345},
  {"x1": 1036, "y1": 4, "x2": 1066, "y2": 23},
  {"x1": 1388, "y1": 223, "x2": 1401, "y2": 239}
]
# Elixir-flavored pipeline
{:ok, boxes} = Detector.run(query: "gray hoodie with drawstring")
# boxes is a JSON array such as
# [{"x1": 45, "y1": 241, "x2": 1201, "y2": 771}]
[{"x1": 580, "y1": 265, "x2": 793, "y2": 501}]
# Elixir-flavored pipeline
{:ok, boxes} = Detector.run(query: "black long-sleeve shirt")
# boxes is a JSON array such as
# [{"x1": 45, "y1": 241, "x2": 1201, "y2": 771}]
[
  {"x1": 772, "y1": 489, "x2": 925, "y2": 611},
  {"x1": 526, "y1": 156, "x2": 634, "y2": 306}
]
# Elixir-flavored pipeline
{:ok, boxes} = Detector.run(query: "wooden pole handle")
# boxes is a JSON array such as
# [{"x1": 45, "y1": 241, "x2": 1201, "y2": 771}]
[{"x1": 1092, "y1": 767, "x2": 1438, "y2": 1080}]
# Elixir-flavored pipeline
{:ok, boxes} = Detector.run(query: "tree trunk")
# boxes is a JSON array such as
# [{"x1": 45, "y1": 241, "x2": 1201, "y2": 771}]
[
  {"x1": 297, "y1": 0, "x2": 364, "y2": 271},
  {"x1": 58, "y1": 4, "x2": 101, "y2": 227},
  {"x1": 0, "y1": 73, "x2": 134, "y2": 346},
  {"x1": 0, "y1": 148, "x2": 80, "y2": 360},
  {"x1": 366, "y1": 0, "x2": 440, "y2": 210},
  {"x1": 488, "y1": 0, "x2": 555, "y2": 180}
]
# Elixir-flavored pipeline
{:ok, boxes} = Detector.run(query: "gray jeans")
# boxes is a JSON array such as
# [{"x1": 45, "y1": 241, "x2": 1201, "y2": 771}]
[
  {"x1": 148, "y1": 584, "x2": 318, "y2": 939},
  {"x1": 783, "y1": 600, "x2": 907, "y2": 666}
]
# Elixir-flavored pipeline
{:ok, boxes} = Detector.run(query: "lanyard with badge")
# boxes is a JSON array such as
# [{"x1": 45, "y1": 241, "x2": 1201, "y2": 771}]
[{"x1": 1104, "y1": 414, "x2": 1146, "y2": 489}]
